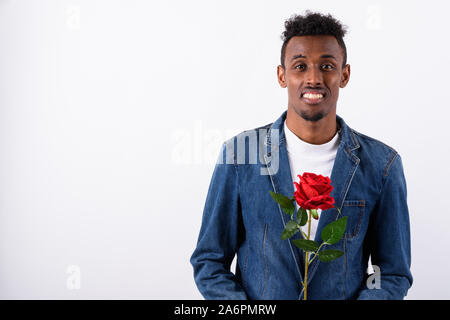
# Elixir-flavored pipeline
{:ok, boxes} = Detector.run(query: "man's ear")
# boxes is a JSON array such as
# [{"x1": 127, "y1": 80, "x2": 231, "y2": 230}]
[
  {"x1": 340, "y1": 64, "x2": 350, "y2": 88},
  {"x1": 277, "y1": 65, "x2": 287, "y2": 88}
]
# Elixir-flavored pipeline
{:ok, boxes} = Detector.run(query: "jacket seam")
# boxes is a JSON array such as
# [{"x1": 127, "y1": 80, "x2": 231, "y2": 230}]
[
  {"x1": 383, "y1": 152, "x2": 398, "y2": 177},
  {"x1": 343, "y1": 237, "x2": 347, "y2": 299},
  {"x1": 343, "y1": 200, "x2": 365, "y2": 206},
  {"x1": 375, "y1": 153, "x2": 400, "y2": 215},
  {"x1": 351, "y1": 129, "x2": 397, "y2": 153},
  {"x1": 242, "y1": 244, "x2": 249, "y2": 290},
  {"x1": 262, "y1": 224, "x2": 268, "y2": 299},
  {"x1": 233, "y1": 152, "x2": 240, "y2": 199}
]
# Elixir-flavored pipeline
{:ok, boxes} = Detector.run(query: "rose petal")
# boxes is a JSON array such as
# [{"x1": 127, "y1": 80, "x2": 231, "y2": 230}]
[{"x1": 300, "y1": 183, "x2": 319, "y2": 199}]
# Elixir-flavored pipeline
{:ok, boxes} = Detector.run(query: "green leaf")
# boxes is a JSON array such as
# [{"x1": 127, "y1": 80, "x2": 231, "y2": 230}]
[
  {"x1": 296, "y1": 207, "x2": 308, "y2": 226},
  {"x1": 270, "y1": 191, "x2": 295, "y2": 216},
  {"x1": 318, "y1": 249, "x2": 344, "y2": 262},
  {"x1": 321, "y1": 216, "x2": 348, "y2": 245},
  {"x1": 281, "y1": 220, "x2": 299, "y2": 240},
  {"x1": 292, "y1": 239, "x2": 319, "y2": 252},
  {"x1": 310, "y1": 209, "x2": 319, "y2": 220}
]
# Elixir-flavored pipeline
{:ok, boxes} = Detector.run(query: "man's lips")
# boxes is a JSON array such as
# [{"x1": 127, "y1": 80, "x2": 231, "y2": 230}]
[{"x1": 300, "y1": 90, "x2": 326, "y2": 105}]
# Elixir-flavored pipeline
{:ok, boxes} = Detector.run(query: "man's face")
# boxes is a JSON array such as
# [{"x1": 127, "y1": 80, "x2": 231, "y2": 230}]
[{"x1": 277, "y1": 35, "x2": 350, "y2": 122}]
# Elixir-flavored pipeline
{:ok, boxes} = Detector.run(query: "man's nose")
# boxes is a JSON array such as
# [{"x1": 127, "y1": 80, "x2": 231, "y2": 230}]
[{"x1": 306, "y1": 67, "x2": 323, "y2": 86}]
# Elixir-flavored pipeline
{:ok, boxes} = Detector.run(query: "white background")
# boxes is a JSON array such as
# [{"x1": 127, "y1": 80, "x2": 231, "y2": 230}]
[{"x1": 0, "y1": 0, "x2": 449, "y2": 299}]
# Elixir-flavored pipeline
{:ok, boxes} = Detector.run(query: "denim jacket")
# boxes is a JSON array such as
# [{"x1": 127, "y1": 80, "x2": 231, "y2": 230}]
[{"x1": 190, "y1": 110, "x2": 413, "y2": 300}]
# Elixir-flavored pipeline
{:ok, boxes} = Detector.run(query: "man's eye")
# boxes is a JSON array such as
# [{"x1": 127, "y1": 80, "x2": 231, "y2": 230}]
[
  {"x1": 295, "y1": 64, "x2": 306, "y2": 70},
  {"x1": 321, "y1": 64, "x2": 334, "y2": 70}
]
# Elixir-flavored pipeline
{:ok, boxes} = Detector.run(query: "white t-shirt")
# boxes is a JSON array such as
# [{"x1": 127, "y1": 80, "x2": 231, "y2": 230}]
[{"x1": 283, "y1": 121, "x2": 340, "y2": 245}]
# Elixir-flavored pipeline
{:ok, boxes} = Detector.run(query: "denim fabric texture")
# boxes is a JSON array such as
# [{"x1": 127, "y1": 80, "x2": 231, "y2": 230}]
[{"x1": 190, "y1": 110, "x2": 413, "y2": 300}]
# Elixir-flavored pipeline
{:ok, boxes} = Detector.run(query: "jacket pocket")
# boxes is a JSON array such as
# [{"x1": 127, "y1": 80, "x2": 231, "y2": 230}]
[{"x1": 341, "y1": 200, "x2": 365, "y2": 239}]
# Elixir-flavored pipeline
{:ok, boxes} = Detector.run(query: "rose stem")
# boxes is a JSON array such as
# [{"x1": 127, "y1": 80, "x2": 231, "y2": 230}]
[{"x1": 304, "y1": 209, "x2": 312, "y2": 300}]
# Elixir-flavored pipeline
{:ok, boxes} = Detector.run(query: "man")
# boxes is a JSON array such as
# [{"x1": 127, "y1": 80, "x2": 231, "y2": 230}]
[{"x1": 190, "y1": 11, "x2": 413, "y2": 300}]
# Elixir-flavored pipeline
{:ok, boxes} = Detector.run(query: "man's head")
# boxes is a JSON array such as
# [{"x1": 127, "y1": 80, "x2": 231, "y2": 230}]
[{"x1": 277, "y1": 11, "x2": 350, "y2": 123}]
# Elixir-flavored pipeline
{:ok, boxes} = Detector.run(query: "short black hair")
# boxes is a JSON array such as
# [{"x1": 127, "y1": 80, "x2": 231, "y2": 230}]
[{"x1": 280, "y1": 11, "x2": 348, "y2": 68}]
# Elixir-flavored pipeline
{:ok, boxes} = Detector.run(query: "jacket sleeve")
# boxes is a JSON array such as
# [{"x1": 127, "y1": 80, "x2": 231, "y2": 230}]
[
  {"x1": 190, "y1": 142, "x2": 247, "y2": 299},
  {"x1": 356, "y1": 153, "x2": 413, "y2": 300}
]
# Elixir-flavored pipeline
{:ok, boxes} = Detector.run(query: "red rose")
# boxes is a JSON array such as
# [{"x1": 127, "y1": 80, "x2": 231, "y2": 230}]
[{"x1": 293, "y1": 172, "x2": 335, "y2": 211}]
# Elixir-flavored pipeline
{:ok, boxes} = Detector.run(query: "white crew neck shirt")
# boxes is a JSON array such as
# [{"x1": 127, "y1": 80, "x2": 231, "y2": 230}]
[{"x1": 283, "y1": 121, "x2": 341, "y2": 246}]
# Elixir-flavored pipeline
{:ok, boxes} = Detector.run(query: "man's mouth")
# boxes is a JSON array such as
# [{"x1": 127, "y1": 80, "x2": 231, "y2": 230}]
[{"x1": 300, "y1": 91, "x2": 326, "y2": 105}]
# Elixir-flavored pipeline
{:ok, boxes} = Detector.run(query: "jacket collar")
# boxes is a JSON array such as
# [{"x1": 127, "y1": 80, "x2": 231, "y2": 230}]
[
  {"x1": 263, "y1": 109, "x2": 361, "y2": 293},
  {"x1": 265, "y1": 110, "x2": 360, "y2": 151}
]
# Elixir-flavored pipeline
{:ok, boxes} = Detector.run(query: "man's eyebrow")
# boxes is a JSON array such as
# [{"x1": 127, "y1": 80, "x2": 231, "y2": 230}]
[
  {"x1": 320, "y1": 54, "x2": 337, "y2": 60},
  {"x1": 291, "y1": 54, "x2": 337, "y2": 61},
  {"x1": 291, "y1": 54, "x2": 306, "y2": 61}
]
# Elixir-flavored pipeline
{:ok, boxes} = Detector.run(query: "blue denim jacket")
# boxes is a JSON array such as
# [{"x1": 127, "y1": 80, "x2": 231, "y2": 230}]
[{"x1": 190, "y1": 110, "x2": 413, "y2": 300}]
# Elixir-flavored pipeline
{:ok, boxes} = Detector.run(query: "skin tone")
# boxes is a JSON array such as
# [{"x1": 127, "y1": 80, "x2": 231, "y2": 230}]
[{"x1": 277, "y1": 35, "x2": 350, "y2": 145}]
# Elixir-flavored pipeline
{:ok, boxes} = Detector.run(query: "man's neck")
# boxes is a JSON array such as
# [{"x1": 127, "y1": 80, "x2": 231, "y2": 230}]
[{"x1": 285, "y1": 107, "x2": 339, "y2": 145}]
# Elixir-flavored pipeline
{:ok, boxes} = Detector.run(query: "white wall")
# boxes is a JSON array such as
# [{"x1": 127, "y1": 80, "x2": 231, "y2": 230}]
[{"x1": 0, "y1": 0, "x2": 448, "y2": 299}]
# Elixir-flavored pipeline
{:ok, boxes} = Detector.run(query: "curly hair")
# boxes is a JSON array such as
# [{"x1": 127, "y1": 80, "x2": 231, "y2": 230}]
[{"x1": 280, "y1": 11, "x2": 348, "y2": 68}]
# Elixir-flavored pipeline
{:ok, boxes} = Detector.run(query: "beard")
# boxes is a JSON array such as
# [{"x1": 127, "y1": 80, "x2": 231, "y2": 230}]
[
  {"x1": 299, "y1": 110, "x2": 325, "y2": 122},
  {"x1": 292, "y1": 105, "x2": 328, "y2": 122}
]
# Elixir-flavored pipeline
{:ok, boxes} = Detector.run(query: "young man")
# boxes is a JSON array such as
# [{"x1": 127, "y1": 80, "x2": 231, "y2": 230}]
[{"x1": 190, "y1": 12, "x2": 413, "y2": 300}]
